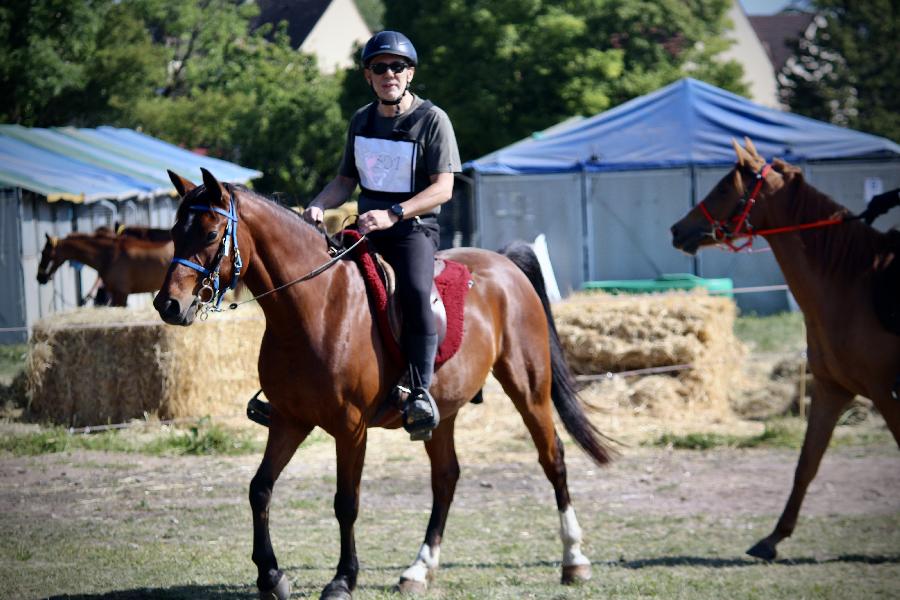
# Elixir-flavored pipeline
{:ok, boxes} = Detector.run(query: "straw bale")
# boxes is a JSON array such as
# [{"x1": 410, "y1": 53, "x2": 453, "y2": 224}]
[
  {"x1": 324, "y1": 202, "x2": 358, "y2": 234},
  {"x1": 554, "y1": 291, "x2": 746, "y2": 418},
  {"x1": 27, "y1": 306, "x2": 265, "y2": 427}
]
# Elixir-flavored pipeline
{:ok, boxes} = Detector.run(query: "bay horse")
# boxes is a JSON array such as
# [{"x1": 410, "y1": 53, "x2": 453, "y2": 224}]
[
  {"x1": 154, "y1": 169, "x2": 612, "y2": 599},
  {"x1": 671, "y1": 138, "x2": 900, "y2": 560},
  {"x1": 37, "y1": 229, "x2": 173, "y2": 306}
]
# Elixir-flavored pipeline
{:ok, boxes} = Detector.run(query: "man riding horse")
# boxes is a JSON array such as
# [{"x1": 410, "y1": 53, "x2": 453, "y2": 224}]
[{"x1": 302, "y1": 31, "x2": 461, "y2": 440}]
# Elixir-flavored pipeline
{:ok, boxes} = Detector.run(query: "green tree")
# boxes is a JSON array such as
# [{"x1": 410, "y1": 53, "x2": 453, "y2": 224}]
[
  {"x1": 779, "y1": 1, "x2": 899, "y2": 142},
  {"x1": 343, "y1": 0, "x2": 745, "y2": 160},
  {"x1": 0, "y1": 0, "x2": 164, "y2": 125}
]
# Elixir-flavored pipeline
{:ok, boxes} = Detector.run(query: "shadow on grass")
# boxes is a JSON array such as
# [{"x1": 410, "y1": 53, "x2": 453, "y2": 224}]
[
  {"x1": 613, "y1": 553, "x2": 900, "y2": 569},
  {"x1": 48, "y1": 581, "x2": 400, "y2": 599}
]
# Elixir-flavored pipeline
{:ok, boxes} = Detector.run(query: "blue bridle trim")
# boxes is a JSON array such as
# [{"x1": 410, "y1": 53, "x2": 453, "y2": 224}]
[{"x1": 171, "y1": 186, "x2": 243, "y2": 311}]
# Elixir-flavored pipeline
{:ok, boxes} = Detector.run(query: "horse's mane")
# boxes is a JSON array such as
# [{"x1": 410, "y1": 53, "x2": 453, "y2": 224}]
[
  {"x1": 772, "y1": 159, "x2": 895, "y2": 278},
  {"x1": 229, "y1": 183, "x2": 338, "y2": 245}
]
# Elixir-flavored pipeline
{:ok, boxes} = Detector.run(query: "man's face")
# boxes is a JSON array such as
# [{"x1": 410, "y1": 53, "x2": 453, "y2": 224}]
[{"x1": 365, "y1": 53, "x2": 414, "y2": 103}]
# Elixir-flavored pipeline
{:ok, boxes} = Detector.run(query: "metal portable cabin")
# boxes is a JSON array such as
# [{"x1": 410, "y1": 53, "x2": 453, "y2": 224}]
[
  {"x1": 466, "y1": 78, "x2": 900, "y2": 313},
  {"x1": 0, "y1": 126, "x2": 262, "y2": 343}
]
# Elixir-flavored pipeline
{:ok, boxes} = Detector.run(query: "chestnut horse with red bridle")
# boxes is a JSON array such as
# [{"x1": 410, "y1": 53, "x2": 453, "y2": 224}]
[
  {"x1": 671, "y1": 139, "x2": 900, "y2": 561},
  {"x1": 154, "y1": 169, "x2": 612, "y2": 599}
]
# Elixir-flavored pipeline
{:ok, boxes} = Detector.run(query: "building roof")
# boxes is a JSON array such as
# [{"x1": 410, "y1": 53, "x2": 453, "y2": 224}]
[
  {"x1": 254, "y1": 0, "x2": 333, "y2": 50},
  {"x1": 0, "y1": 125, "x2": 262, "y2": 203},
  {"x1": 466, "y1": 78, "x2": 900, "y2": 174},
  {"x1": 748, "y1": 12, "x2": 815, "y2": 71}
]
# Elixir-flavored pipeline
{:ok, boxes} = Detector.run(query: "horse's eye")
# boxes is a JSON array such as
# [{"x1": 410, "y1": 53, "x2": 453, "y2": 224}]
[{"x1": 206, "y1": 231, "x2": 219, "y2": 244}]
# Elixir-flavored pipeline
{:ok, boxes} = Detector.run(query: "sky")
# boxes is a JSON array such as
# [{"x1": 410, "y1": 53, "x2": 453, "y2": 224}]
[{"x1": 739, "y1": 0, "x2": 795, "y2": 15}]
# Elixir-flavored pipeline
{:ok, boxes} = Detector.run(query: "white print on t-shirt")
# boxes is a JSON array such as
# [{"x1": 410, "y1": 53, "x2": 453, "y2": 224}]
[{"x1": 354, "y1": 136, "x2": 417, "y2": 193}]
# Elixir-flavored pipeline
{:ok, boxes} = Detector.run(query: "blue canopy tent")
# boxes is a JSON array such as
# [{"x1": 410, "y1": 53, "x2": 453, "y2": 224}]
[
  {"x1": 465, "y1": 78, "x2": 900, "y2": 313},
  {"x1": 0, "y1": 125, "x2": 262, "y2": 342}
]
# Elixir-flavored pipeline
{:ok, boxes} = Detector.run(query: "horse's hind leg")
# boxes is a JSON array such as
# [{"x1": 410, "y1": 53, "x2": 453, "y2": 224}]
[
  {"x1": 747, "y1": 378, "x2": 852, "y2": 561},
  {"x1": 494, "y1": 360, "x2": 592, "y2": 584},
  {"x1": 251, "y1": 418, "x2": 312, "y2": 599},
  {"x1": 398, "y1": 414, "x2": 459, "y2": 594}
]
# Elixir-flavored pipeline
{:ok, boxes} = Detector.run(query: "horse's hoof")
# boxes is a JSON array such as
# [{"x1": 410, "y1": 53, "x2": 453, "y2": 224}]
[
  {"x1": 320, "y1": 580, "x2": 352, "y2": 600},
  {"x1": 259, "y1": 572, "x2": 291, "y2": 600},
  {"x1": 397, "y1": 577, "x2": 428, "y2": 595},
  {"x1": 746, "y1": 539, "x2": 777, "y2": 561},
  {"x1": 561, "y1": 563, "x2": 592, "y2": 584}
]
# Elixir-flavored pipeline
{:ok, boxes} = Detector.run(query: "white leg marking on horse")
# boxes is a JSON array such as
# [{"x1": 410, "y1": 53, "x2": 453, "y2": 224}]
[
  {"x1": 401, "y1": 543, "x2": 440, "y2": 583},
  {"x1": 559, "y1": 506, "x2": 590, "y2": 567}
]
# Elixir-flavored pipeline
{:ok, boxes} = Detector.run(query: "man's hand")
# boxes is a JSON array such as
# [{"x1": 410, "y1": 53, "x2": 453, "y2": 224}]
[
  {"x1": 302, "y1": 205, "x2": 324, "y2": 225},
  {"x1": 357, "y1": 209, "x2": 399, "y2": 235},
  {"x1": 859, "y1": 188, "x2": 900, "y2": 225}
]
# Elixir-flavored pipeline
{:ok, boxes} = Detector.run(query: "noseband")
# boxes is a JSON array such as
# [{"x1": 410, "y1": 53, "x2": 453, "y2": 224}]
[
  {"x1": 171, "y1": 185, "x2": 243, "y2": 318},
  {"x1": 699, "y1": 163, "x2": 771, "y2": 252}
]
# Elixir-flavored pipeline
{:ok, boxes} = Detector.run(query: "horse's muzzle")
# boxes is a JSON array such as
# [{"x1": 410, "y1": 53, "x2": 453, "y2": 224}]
[
  {"x1": 670, "y1": 222, "x2": 702, "y2": 256},
  {"x1": 153, "y1": 293, "x2": 196, "y2": 326}
]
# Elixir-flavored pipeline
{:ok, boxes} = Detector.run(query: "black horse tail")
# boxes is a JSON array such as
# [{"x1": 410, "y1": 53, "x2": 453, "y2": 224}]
[{"x1": 499, "y1": 241, "x2": 615, "y2": 465}]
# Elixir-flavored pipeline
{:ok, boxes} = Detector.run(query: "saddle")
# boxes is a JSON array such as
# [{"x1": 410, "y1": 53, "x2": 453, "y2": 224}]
[{"x1": 336, "y1": 229, "x2": 472, "y2": 368}]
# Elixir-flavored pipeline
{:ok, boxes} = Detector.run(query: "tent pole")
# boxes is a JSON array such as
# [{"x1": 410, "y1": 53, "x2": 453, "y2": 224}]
[
  {"x1": 689, "y1": 163, "x2": 699, "y2": 276},
  {"x1": 580, "y1": 164, "x2": 591, "y2": 286}
]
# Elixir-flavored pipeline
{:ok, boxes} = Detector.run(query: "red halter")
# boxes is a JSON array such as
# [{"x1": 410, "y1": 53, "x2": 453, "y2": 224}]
[{"x1": 699, "y1": 162, "x2": 845, "y2": 252}]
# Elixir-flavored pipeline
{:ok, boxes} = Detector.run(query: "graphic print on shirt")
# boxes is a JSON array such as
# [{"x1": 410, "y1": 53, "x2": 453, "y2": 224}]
[{"x1": 354, "y1": 136, "x2": 417, "y2": 193}]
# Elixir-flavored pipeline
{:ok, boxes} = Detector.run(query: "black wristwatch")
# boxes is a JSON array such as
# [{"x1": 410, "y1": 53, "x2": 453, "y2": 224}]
[{"x1": 389, "y1": 203, "x2": 405, "y2": 221}]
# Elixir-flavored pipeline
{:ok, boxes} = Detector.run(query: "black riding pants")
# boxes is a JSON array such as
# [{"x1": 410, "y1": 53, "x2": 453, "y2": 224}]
[{"x1": 368, "y1": 218, "x2": 439, "y2": 337}]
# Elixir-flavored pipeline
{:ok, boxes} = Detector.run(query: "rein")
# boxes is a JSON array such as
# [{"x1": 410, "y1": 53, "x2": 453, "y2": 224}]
[
  {"x1": 699, "y1": 162, "x2": 847, "y2": 252},
  {"x1": 172, "y1": 187, "x2": 368, "y2": 316},
  {"x1": 225, "y1": 231, "x2": 368, "y2": 310}
]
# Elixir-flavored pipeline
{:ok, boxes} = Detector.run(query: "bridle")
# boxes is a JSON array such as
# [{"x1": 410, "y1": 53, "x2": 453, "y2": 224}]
[
  {"x1": 698, "y1": 162, "x2": 846, "y2": 252},
  {"x1": 171, "y1": 185, "x2": 243, "y2": 317},
  {"x1": 699, "y1": 162, "x2": 772, "y2": 252},
  {"x1": 170, "y1": 185, "x2": 368, "y2": 318}
]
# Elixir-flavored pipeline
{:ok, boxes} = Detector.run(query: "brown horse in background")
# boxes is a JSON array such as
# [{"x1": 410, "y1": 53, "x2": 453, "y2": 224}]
[
  {"x1": 671, "y1": 139, "x2": 900, "y2": 560},
  {"x1": 37, "y1": 229, "x2": 173, "y2": 306},
  {"x1": 154, "y1": 169, "x2": 612, "y2": 599}
]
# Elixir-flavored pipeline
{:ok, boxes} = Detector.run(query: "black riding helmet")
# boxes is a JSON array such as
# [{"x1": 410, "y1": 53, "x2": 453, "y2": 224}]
[{"x1": 361, "y1": 30, "x2": 418, "y2": 67}]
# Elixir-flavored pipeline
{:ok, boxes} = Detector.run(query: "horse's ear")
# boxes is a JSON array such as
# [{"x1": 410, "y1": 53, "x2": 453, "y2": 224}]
[
  {"x1": 200, "y1": 168, "x2": 225, "y2": 204},
  {"x1": 743, "y1": 137, "x2": 761, "y2": 159},
  {"x1": 731, "y1": 138, "x2": 749, "y2": 167},
  {"x1": 168, "y1": 170, "x2": 196, "y2": 197}
]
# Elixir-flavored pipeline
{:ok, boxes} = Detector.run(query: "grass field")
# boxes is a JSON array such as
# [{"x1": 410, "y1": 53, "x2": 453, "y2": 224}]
[{"x1": 1, "y1": 311, "x2": 898, "y2": 599}]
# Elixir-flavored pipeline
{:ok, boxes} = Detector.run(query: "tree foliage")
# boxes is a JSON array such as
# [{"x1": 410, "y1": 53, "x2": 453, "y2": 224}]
[
  {"x1": 779, "y1": 0, "x2": 898, "y2": 142},
  {"x1": 342, "y1": 0, "x2": 746, "y2": 160},
  {"x1": 0, "y1": 0, "x2": 346, "y2": 201}
]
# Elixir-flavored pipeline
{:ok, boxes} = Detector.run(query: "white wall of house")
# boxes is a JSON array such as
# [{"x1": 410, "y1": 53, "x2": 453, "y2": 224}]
[
  {"x1": 720, "y1": 0, "x2": 781, "y2": 108},
  {"x1": 301, "y1": 0, "x2": 371, "y2": 74}
]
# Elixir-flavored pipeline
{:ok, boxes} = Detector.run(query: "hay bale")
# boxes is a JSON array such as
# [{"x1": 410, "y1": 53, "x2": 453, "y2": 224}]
[
  {"x1": 554, "y1": 291, "x2": 746, "y2": 419},
  {"x1": 324, "y1": 201, "x2": 358, "y2": 234},
  {"x1": 27, "y1": 306, "x2": 265, "y2": 426}
]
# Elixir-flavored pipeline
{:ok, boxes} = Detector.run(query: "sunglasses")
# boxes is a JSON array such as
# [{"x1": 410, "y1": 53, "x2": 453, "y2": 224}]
[{"x1": 368, "y1": 61, "x2": 410, "y2": 75}]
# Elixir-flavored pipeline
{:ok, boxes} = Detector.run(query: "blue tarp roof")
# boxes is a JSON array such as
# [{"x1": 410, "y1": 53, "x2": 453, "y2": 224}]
[
  {"x1": 0, "y1": 125, "x2": 262, "y2": 203},
  {"x1": 467, "y1": 78, "x2": 900, "y2": 174}
]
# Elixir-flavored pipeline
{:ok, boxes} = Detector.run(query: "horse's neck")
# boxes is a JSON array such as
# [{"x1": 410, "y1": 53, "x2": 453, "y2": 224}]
[
  {"x1": 761, "y1": 185, "x2": 848, "y2": 320},
  {"x1": 239, "y1": 196, "x2": 343, "y2": 324},
  {"x1": 60, "y1": 238, "x2": 111, "y2": 272}
]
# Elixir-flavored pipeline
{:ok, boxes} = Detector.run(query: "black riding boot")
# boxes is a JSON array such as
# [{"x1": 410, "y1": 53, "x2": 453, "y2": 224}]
[{"x1": 402, "y1": 333, "x2": 440, "y2": 441}]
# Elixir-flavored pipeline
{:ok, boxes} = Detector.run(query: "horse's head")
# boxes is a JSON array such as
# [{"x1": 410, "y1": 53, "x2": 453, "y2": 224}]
[
  {"x1": 671, "y1": 137, "x2": 780, "y2": 254},
  {"x1": 37, "y1": 233, "x2": 60, "y2": 284},
  {"x1": 154, "y1": 168, "x2": 243, "y2": 325}
]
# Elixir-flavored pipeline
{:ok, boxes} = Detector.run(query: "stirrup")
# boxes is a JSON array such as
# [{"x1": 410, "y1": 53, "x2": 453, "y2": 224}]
[
  {"x1": 402, "y1": 387, "x2": 439, "y2": 441},
  {"x1": 247, "y1": 390, "x2": 271, "y2": 427}
]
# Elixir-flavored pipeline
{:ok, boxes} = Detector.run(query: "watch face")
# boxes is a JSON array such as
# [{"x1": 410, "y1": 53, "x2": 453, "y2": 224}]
[{"x1": 391, "y1": 204, "x2": 404, "y2": 217}]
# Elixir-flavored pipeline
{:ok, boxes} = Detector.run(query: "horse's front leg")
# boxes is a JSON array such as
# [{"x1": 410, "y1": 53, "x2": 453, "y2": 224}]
[
  {"x1": 398, "y1": 414, "x2": 459, "y2": 594},
  {"x1": 747, "y1": 378, "x2": 851, "y2": 560},
  {"x1": 251, "y1": 418, "x2": 312, "y2": 600},
  {"x1": 321, "y1": 428, "x2": 368, "y2": 600}
]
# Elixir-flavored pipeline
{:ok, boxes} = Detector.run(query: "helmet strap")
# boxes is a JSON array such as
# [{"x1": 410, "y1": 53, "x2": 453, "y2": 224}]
[{"x1": 370, "y1": 82, "x2": 410, "y2": 115}]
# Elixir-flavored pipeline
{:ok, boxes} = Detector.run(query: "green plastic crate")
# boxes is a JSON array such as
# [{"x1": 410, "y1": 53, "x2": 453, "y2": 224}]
[{"x1": 582, "y1": 273, "x2": 733, "y2": 296}]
